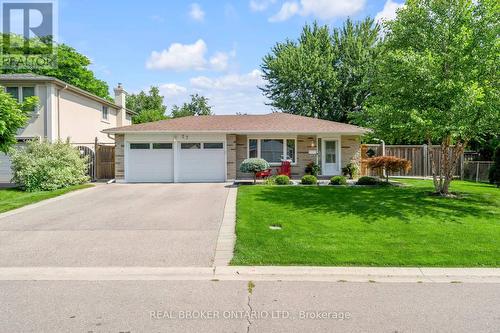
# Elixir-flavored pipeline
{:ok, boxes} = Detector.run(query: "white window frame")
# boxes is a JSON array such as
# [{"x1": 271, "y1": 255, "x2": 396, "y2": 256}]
[
  {"x1": 247, "y1": 137, "x2": 297, "y2": 165},
  {"x1": 102, "y1": 105, "x2": 109, "y2": 121}
]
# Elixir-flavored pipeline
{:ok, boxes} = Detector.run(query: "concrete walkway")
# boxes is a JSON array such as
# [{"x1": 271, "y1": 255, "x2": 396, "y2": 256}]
[{"x1": 213, "y1": 185, "x2": 237, "y2": 266}]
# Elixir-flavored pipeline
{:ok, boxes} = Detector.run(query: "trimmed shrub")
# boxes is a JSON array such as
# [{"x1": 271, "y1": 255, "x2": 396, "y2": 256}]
[
  {"x1": 9, "y1": 140, "x2": 89, "y2": 192},
  {"x1": 305, "y1": 162, "x2": 321, "y2": 177},
  {"x1": 356, "y1": 176, "x2": 380, "y2": 185},
  {"x1": 239, "y1": 158, "x2": 270, "y2": 184},
  {"x1": 301, "y1": 175, "x2": 317, "y2": 185},
  {"x1": 364, "y1": 156, "x2": 412, "y2": 182},
  {"x1": 275, "y1": 175, "x2": 290, "y2": 185},
  {"x1": 263, "y1": 176, "x2": 276, "y2": 185},
  {"x1": 342, "y1": 162, "x2": 359, "y2": 179},
  {"x1": 330, "y1": 175, "x2": 347, "y2": 185}
]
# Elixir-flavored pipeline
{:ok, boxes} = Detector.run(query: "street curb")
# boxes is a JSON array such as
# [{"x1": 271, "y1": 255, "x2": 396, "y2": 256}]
[
  {"x1": 0, "y1": 266, "x2": 498, "y2": 283},
  {"x1": 213, "y1": 185, "x2": 237, "y2": 266},
  {"x1": 0, "y1": 184, "x2": 98, "y2": 220}
]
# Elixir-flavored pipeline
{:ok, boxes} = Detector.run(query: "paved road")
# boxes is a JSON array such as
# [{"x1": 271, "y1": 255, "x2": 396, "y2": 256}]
[
  {"x1": 0, "y1": 183, "x2": 229, "y2": 266},
  {"x1": 0, "y1": 280, "x2": 498, "y2": 332}
]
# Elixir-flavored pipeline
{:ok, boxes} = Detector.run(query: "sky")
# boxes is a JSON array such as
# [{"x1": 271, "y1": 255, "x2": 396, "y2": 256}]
[{"x1": 57, "y1": 0, "x2": 404, "y2": 115}]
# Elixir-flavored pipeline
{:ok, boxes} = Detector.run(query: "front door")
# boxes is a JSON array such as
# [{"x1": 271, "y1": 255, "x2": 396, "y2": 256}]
[{"x1": 322, "y1": 140, "x2": 339, "y2": 175}]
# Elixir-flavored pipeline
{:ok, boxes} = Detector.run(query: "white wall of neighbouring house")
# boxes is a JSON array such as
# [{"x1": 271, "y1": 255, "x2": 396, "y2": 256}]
[{"x1": 57, "y1": 88, "x2": 119, "y2": 144}]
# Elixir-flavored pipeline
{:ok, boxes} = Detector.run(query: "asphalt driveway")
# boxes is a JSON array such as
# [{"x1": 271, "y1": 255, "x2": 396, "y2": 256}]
[{"x1": 0, "y1": 183, "x2": 229, "y2": 267}]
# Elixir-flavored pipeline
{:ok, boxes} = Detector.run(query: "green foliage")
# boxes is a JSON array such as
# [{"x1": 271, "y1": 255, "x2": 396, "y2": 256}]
[
  {"x1": 240, "y1": 158, "x2": 270, "y2": 173},
  {"x1": 305, "y1": 161, "x2": 321, "y2": 177},
  {"x1": 489, "y1": 145, "x2": 500, "y2": 187},
  {"x1": 261, "y1": 19, "x2": 381, "y2": 122},
  {"x1": 332, "y1": 18, "x2": 381, "y2": 123},
  {"x1": 0, "y1": 88, "x2": 38, "y2": 153},
  {"x1": 240, "y1": 158, "x2": 270, "y2": 184},
  {"x1": 301, "y1": 175, "x2": 317, "y2": 185},
  {"x1": 9, "y1": 140, "x2": 89, "y2": 192},
  {"x1": 275, "y1": 175, "x2": 290, "y2": 185},
  {"x1": 126, "y1": 86, "x2": 168, "y2": 124},
  {"x1": 364, "y1": 0, "x2": 499, "y2": 194},
  {"x1": 330, "y1": 176, "x2": 347, "y2": 185},
  {"x1": 263, "y1": 176, "x2": 277, "y2": 185},
  {"x1": 342, "y1": 162, "x2": 359, "y2": 179},
  {"x1": 356, "y1": 176, "x2": 380, "y2": 185},
  {"x1": 0, "y1": 35, "x2": 111, "y2": 99},
  {"x1": 171, "y1": 94, "x2": 213, "y2": 118}
]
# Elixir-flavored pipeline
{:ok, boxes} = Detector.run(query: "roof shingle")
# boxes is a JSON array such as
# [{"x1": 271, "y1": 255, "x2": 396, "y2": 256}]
[{"x1": 103, "y1": 113, "x2": 370, "y2": 134}]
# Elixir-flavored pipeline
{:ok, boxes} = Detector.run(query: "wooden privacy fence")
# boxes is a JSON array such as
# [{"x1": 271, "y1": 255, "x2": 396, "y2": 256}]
[
  {"x1": 361, "y1": 144, "x2": 464, "y2": 178},
  {"x1": 73, "y1": 139, "x2": 115, "y2": 180}
]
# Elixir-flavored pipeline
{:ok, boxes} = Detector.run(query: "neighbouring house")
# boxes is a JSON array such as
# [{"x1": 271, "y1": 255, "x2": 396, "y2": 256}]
[
  {"x1": 0, "y1": 74, "x2": 134, "y2": 183},
  {"x1": 103, "y1": 113, "x2": 370, "y2": 183}
]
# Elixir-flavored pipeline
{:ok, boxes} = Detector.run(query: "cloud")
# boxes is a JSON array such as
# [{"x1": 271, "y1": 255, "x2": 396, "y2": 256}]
[
  {"x1": 269, "y1": 2, "x2": 300, "y2": 22},
  {"x1": 209, "y1": 52, "x2": 230, "y2": 71},
  {"x1": 159, "y1": 83, "x2": 188, "y2": 97},
  {"x1": 146, "y1": 39, "x2": 236, "y2": 72},
  {"x1": 375, "y1": 0, "x2": 404, "y2": 23},
  {"x1": 249, "y1": 0, "x2": 276, "y2": 12},
  {"x1": 270, "y1": 0, "x2": 365, "y2": 22},
  {"x1": 189, "y1": 3, "x2": 205, "y2": 21},
  {"x1": 159, "y1": 70, "x2": 270, "y2": 115}
]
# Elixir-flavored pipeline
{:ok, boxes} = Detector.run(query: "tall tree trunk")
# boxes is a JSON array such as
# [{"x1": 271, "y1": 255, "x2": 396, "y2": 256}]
[{"x1": 428, "y1": 136, "x2": 465, "y2": 196}]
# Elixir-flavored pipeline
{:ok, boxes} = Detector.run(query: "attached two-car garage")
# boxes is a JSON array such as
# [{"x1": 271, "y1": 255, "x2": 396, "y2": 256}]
[{"x1": 125, "y1": 136, "x2": 226, "y2": 183}]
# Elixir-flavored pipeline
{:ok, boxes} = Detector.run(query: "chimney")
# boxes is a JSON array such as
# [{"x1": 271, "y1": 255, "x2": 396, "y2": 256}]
[{"x1": 114, "y1": 83, "x2": 127, "y2": 127}]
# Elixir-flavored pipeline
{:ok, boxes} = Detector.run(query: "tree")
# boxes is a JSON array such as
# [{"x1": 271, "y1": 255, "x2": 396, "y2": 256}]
[
  {"x1": 332, "y1": 18, "x2": 381, "y2": 123},
  {"x1": 0, "y1": 87, "x2": 38, "y2": 153},
  {"x1": 1, "y1": 35, "x2": 111, "y2": 99},
  {"x1": 365, "y1": 156, "x2": 412, "y2": 182},
  {"x1": 126, "y1": 86, "x2": 168, "y2": 124},
  {"x1": 364, "y1": 0, "x2": 499, "y2": 196},
  {"x1": 261, "y1": 19, "x2": 381, "y2": 122},
  {"x1": 239, "y1": 158, "x2": 270, "y2": 184},
  {"x1": 488, "y1": 145, "x2": 500, "y2": 187},
  {"x1": 261, "y1": 22, "x2": 338, "y2": 120},
  {"x1": 171, "y1": 94, "x2": 213, "y2": 118}
]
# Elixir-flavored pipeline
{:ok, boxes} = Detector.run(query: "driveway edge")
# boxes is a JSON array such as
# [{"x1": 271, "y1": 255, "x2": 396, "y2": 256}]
[
  {"x1": 0, "y1": 184, "x2": 98, "y2": 220},
  {"x1": 213, "y1": 185, "x2": 237, "y2": 266}
]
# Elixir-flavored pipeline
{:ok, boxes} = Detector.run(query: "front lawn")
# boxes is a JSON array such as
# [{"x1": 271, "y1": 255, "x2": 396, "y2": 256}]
[
  {"x1": 0, "y1": 184, "x2": 93, "y2": 213},
  {"x1": 232, "y1": 179, "x2": 500, "y2": 267}
]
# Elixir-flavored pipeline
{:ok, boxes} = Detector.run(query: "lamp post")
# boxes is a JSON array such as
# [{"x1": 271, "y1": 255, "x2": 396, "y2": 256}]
[{"x1": 373, "y1": 138, "x2": 386, "y2": 178}]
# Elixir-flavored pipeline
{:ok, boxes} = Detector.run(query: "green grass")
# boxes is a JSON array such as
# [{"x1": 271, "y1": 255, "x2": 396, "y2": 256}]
[
  {"x1": 0, "y1": 184, "x2": 93, "y2": 213},
  {"x1": 232, "y1": 179, "x2": 500, "y2": 267}
]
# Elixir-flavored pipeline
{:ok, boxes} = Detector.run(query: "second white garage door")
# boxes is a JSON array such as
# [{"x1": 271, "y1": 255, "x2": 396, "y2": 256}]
[
  {"x1": 178, "y1": 142, "x2": 225, "y2": 182},
  {"x1": 126, "y1": 143, "x2": 174, "y2": 182}
]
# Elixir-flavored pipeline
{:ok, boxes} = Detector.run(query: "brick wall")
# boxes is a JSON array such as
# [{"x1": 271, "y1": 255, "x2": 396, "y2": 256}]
[
  {"x1": 236, "y1": 135, "x2": 250, "y2": 179},
  {"x1": 292, "y1": 135, "x2": 316, "y2": 177},
  {"x1": 226, "y1": 134, "x2": 237, "y2": 180},
  {"x1": 341, "y1": 135, "x2": 361, "y2": 168},
  {"x1": 114, "y1": 134, "x2": 125, "y2": 181}
]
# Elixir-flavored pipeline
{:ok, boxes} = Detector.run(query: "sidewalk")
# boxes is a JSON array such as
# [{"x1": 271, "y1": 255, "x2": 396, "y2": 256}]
[{"x1": 1, "y1": 266, "x2": 498, "y2": 283}]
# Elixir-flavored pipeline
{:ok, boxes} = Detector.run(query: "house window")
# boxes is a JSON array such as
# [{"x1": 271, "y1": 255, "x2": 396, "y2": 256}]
[
  {"x1": 152, "y1": 143, "x2": 172, "y2": 149},
  {"x1": 5, "y1": 86, "x2": 35, "y2": 101},
  {"x1": 248, "y1": 138, "x2": 296, "y2": 164},
  {"x1": 203, "y1": 142, "x2": 223, "y2": 149},
  {"x1": 248, "y1": 139, "x2": 258, "y2": 158},
  {"x1": 261, "y1": 139, "x2": 284, "y2": 164},
  {"x1": 130, "y1": 143, "x2": 150, "y2": 149},
  {"x1": 102, "y1": 106, "x2": 109, "y2": 120},
  {"x1": 181, "y1": 142, "x2": 201, "y2": 149},
  {"x1": 22, "y1": 87, "x2": 35, "y2": 101},
  {"x1": 6, "y1": 87, "x2": 19, "y2": 100}
]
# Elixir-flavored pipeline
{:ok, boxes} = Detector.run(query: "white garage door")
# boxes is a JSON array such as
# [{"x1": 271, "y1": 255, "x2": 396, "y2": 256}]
[
  {"x1": 126, "y1": 143, "x2": 174, "y2": 182},
  {"x1": 0, "y1": 152, "x2": 13, "y2": 183},
  {"x1": 178, "y1": 142, "x2": 225, "y2": 182}
]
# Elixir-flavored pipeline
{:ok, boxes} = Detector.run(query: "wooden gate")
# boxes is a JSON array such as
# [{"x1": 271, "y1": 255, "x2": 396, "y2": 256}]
[{"x1": 96, "y1": 144, "x2": 115, "y2": 180}]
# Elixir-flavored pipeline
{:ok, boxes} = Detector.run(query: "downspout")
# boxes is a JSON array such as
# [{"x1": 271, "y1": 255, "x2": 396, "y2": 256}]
[{"x1": 56, "y1": 85, "x2": 68, "y2": 140}]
